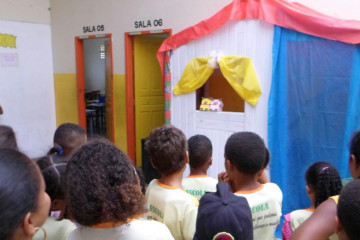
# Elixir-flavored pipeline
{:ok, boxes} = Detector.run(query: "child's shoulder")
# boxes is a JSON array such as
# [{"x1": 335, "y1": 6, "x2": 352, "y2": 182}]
[
  {"x1": 182, "y1": 175, "x2": 218, "y2": 183},
  {"x1": 263, "y1": 182, "x2": 282, "y2": 193},
  {"x1": 129, "y1": 218, "x2": 175, "y2": 239},
  {"x1": 290, "y1": 208, "x2": 314, "y2": 219},
  {"x1": 236, "y1": 183, "x2": 282, "y2": 203},
  {"x1": 263, "y1": 182, "x2": 282, "y2": 192},
  {"x1": 263, "y1": 182, "x2": 283, "y2": 203},
  {"x1": 147, "y1": 179, "x2": 199, "y2": 206}
]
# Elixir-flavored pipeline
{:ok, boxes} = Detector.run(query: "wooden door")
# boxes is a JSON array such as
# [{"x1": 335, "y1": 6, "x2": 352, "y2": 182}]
[
  {"x1": 105, "y1": 39, "x2": 115, "y2": 142},
  {"x1": 134, "y1": 36, "x2": 165, "y2": 164}
]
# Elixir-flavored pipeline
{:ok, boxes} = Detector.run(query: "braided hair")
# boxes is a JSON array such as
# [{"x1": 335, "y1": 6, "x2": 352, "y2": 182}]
[{"x1": 305, "y1": 161, "x2": 342, "y2": 208}]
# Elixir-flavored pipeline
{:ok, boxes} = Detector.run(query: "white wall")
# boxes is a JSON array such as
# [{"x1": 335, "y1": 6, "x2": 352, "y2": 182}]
[
  {"x1": 0, "y1": 20, "x2": 56, "y2": 158},
  {"x1": 83, "y1": 38, "x2": 106, "y2": 93},
  {"x1": 49, "y1": 0, "x2": 233, "y2": 74},
  {"x1": 0, "y1": 0, "x2": 51, "y2": 24}
]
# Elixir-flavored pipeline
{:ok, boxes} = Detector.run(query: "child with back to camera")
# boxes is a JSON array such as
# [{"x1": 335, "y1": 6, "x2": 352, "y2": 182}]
[
  {"x1": 65, "y1": 139, "x2": 174, "y2": 240},
  {"x1": 194, "y1": 182, "x2": 254, "y2": 240},
  {"x1": 336, "y1": 179, "x2": 360, "y2": 240},
  {"x1": 222, "y1": 131, "x2": 283, "y2": 240},
  {"x1": 282, "y1": 162, "x2": 342, "y2": 240},
  {"x1": 48, "y1": 123, "x2": 87, "y2": 157},
  {"x1": 291, "y1": 131, "x2": 360, "y2": 240},
  {"x1": 33, "y1": 155, "x2": 77, "y2": 240},
  {"x1": 182, "y1": 134, "x2": 218, "y2": 200},
  {"x1": 0, "y1": 148, "x2": 50, "y2": 240},
  {"x1": 145, "y1": 125, "x2": 199, "y2": 240}
]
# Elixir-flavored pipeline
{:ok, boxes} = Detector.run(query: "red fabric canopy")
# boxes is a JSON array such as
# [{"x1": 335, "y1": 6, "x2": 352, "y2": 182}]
[{"x1": 157, "y1": 0, "x2": 360, "y2": 77}]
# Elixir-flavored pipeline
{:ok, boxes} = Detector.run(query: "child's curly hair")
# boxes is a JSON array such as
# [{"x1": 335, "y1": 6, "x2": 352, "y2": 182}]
[
  {"x1": 145, "y1": 124, "x2": 187, "y2": 176},
  {"x1": 65, "y1": 139, "x2": 145, "y2": 226}
]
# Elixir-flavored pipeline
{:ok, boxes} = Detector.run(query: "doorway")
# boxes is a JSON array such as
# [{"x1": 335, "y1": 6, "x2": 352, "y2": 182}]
[
  {"x1": 75, "y1": 34, "x2": 115, "y2": 142},
  {"x1": 125, "y1": 30, "x2": 171, "y2": 165}
]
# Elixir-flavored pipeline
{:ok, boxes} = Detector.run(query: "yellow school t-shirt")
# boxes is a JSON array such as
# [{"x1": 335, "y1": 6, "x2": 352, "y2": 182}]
[
  {"x1": 235, "y1": 183, "x2": 283, "y2": 240},
  {"x1": 182, "y1": 175, "x2": 218, "y2": 200},
  {"x1": 146, "y1": 180, "x2": 199, "y2": 240}
]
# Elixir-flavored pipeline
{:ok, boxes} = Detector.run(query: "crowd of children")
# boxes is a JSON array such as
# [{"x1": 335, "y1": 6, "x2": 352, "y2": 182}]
[{"x1": 1, "y1": 122, "x2": 360, "y2": 240}]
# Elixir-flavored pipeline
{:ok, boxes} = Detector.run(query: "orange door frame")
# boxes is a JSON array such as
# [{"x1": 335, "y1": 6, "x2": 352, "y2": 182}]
[
  {"x1": 75, "y1": 34, "x2": 115, "y2": 142},
  {"x1": 125, "y1": 29, "x2": 172, "y2": 162}
]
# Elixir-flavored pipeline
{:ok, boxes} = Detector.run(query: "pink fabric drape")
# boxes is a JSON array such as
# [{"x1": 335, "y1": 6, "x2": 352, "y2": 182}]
[{"x1": 157, "y1": 0, "x2": 360, "y2": 78}]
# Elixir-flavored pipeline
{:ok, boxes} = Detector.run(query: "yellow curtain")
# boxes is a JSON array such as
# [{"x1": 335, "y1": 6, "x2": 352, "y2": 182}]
[
  {"x1": 173, "y1": 57, "x2": 213, "y2": 95},
  {"x1": 173, "y1": 55, "x2": 261, "y2": 106},
  {"x1": 218, "y1": 56, "x2": 261, "y2": 106}
]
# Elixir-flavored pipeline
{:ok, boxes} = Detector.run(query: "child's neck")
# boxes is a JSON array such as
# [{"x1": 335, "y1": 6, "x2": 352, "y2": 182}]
[
  {"x1": 231, "y1": 172, "x2": 261, "y2": 193},
  {"x1": 158, "y1": 170, "x2": 184, "y2": 189},
  {"x1": 189, "y1": 167, "x2": 207, "y2": 176}
]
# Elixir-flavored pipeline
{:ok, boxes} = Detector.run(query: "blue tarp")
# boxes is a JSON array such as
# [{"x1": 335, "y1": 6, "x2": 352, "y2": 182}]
[{"x1": 268, "y1": 26, "x2": 360, "y2": 237}]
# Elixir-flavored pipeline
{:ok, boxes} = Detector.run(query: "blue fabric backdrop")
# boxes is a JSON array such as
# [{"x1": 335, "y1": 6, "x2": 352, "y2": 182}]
[{"x1": 268, "y1": 26, "x2": 360, "y2": 237}]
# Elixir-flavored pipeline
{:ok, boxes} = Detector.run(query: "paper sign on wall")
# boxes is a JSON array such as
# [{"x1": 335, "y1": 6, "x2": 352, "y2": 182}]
[{"x1": 1, "y1": 53, "x2": 19, "y2": 67}]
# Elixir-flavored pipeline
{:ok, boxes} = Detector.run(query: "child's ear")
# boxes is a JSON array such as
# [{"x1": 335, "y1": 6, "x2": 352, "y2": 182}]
[
  {"x1": 349, "y1": 154, "x2": 355, "y2": 167},
  {"x1": 306, "y1": 185, "x2": 312, "y2": 195},
  {"x1": 257, "y1": 168, "x2": 265, "y2": 178},
  {"x1": 23, "y1": 212, "x2": 37, "y2": 237},
  {"x1": 150, "y1": 159, "x2": 157, "y2": 169},
  {"x1": 257, "y1": 169, "x2": 269, "y2": 183},
  {"x1": 349, "y1": 154, "x2": 360, "y2": 178},
  {"x1": 350, "y1": 154, "x2": 360, "y2": 169},
  {"x1": 185, "y1": 151, "x2": 189, "y2": 164},
  {"x1": 225, "y1": 159, "x2": 232, "y2": 171},
  {"x1": 208, "y1": 157, "x2": 213, "y2": 166}
]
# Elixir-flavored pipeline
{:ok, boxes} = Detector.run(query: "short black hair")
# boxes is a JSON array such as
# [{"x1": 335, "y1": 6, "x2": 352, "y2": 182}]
[
  {"x1": 0, "y1": 148, "x2": 41, "y2": 240},
  {"x1": 350, "y1": 131, "x2": 360, "y2": 164},
  {"x1": 225, "y1": 132, "x2": 266, "y2": 174},
  {"x1": 145, "y1": 125, "x2": 187, "y2": 176},
  {"x1": 0, "y1": 125, "x2": 18, "y2": 150},
  {"x1": 305, "y1": 161, "x2": 342, "y2": 207},
  {"x1": 65, "y1": 139, "x2": 145, "y2": 226},
  {"x1": 188, "y1": 134, "x2": 212, "y2": 169},
  {"x1": 338, "y1": 179, "x2": 360, "y2": 240},
  {"x1": 52, "y1": 123, "x2": 86, "y2": 156}
]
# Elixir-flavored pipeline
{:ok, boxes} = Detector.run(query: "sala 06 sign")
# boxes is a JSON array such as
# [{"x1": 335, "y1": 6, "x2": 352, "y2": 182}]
[{"x1": 134, "y1": 19, "x2": 163, "y2": 28}]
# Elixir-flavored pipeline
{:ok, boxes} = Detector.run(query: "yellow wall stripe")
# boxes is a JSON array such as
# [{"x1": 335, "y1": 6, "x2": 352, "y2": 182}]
[
  {"x1": 113, "y1": 74, "x2": 128, "y2": 153},
  {"x1": 54, "y1": 73, "x2": 78, "y2": 126}
]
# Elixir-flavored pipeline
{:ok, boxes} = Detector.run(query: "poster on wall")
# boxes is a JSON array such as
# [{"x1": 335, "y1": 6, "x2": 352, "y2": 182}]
[
  {"x1": 0, "y1": 53, "x2": 19, "y2": 67},
  {"x1": 0, "y1": 33, "x2": 16, "y2": 48}
]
